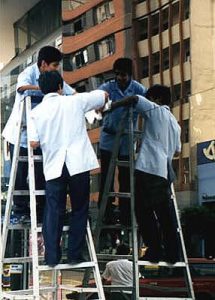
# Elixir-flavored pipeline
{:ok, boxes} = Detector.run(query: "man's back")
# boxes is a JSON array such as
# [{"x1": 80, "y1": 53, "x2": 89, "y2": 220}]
[
  {"x1": 103, "y1": 259, "x2": 133, "y2": 286},
  {"x1": 29, "y1": 90, "x2": 105, "y2": 180},
  {"x1": 135, "y1": 96, "x2": 181, "y2": 179}
]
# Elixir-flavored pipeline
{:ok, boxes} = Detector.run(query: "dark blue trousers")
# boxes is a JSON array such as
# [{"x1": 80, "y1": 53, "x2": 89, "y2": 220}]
[{"x1": 43, "y1": 165, "x2": 90, "y2": 265}]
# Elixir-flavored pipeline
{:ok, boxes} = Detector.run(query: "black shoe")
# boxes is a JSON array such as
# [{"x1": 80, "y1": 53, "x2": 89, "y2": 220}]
[
  {"x1": 140, "y1": 249, "x2": 161, "y2": 263},
  {"x1": 48, "y1": 264, "x2": 57, "y2": 268},
  {"x1": 68, "y1": 255, "x2": 87, "y2": 265},
  {"x1": 164, "y1": 255, "x2": 179, "y2": 264}
]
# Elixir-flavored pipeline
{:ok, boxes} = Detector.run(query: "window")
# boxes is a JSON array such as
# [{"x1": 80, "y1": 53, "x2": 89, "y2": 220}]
[
  {"x1": 142, "y1": 57, "x2": 149, "y2": 78},
  {"x1": 184, "y1": 39, "x2": 190, "y2": 62},
  {"x1": 172, "y1": 2, "x2": 179, "y2": 26},
  {"x1": 163, "y1": 47, "x2": 169, "y2": 70},
  {"x1": 74, "y1": 49, "x2": 88, "y2": 68},
  {"x1": 172, "y1": 42, "x2": 180, "y2": 66},
  {"x1": 183, "y1": 158, "x2": 190, "y2": 184},
  {"x1": 95, "y1": 1, "x2": 115, "y2": 24},
  {"x1": 184, "y1": 80, "x2": 191, "y2": 102},
  {"x1": 63, "y1": 54, "x2": 73, "y2": 71},
  {"x1": 162, "y1": 8, "x2": 168, "y2": 31},
  {"x1": 184, "y1": 0, "x2": 190, "y2": 20},
  {"x1": 172, "y1": 83, "x2": 181, "y2": 102},
  {"x1": 152, "y1": 52, "x2": 159, "y2": 75},
  {"x1": 182, "y1": 119, "x2": 189, "y2": 143},
  {"x1": 95, "y1": 36, "x2": 115, "y2": 59},
  {"x1": 151, "y1": 13, "x2": 159, "y2": 36},
  {"x1": 62, "y1": 0, "x2": 87, "y2": 10},
  {"x1": 14, "y1": 0, "x2": 61, "y2": 54},
  {"x1": 74, "y1": 15, "x2": 86, "y2": 34},
  {"x1": 139, "y1": 18, "x2": 148, "y2": 40}
]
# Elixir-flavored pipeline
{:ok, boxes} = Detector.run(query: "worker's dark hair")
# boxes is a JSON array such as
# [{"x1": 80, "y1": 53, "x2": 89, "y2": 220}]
[
  {"x1": 38, "y1": 71, "x2": 63, "y2": 94},
  {"x1": 116, "y1": 244, "x2": 130, "y2": 255},
  {"x1": 37, "y1": 46, "x2": 62, "y2": 67},
  {"x1": 113, "y1": 58, "x2": 133, "y2": 76},
  {"x1": 146, "y1": 84, "x2": 171, "y2": 106}
]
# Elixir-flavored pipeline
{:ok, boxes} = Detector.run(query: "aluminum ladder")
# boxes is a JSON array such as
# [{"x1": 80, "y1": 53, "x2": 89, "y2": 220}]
[
  {"x1": 0, "y1": 92, "x2": 105, "y2": 300},
  {"x1": 94, "y1": 105, "x2": 195, "y2": 300}
]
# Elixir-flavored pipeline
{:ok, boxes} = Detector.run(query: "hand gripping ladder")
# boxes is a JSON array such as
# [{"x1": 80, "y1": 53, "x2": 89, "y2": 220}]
[
  {"x1": 94, "y1": 105, "x2": 195, "y2": 300},
  {"x1": 0, "y1": 91, "x2": 105, "y2": 300}
]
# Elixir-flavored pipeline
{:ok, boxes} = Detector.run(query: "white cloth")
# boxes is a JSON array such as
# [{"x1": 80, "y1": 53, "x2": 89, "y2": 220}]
[
  {"x1": 135, "y1": 96, "x2": 181, "y2": 179},
  {"x1": 28, "y1": 90, "x2": 105, "y2": 181},
  {"x1": 102, "y1": 259, "x2": 133, "y2": 288},
  {"x1": 2, "y1": 63, "x2": 75, "y2": 147}
]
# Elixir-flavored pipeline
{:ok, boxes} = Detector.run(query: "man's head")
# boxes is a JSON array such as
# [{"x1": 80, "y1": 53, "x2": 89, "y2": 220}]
[
  {"x1": 146, "y1": 84, "x2": 171, "y2": 106},
  {"x1": 116, "y1": 243, "x2": 130, "y2": 255},
  {"x1": 37, "y1": 46, "x2": 63, "y2": 72},
  {"x1": 113, "y1": 58, "x2": 133, "y2": 88},
  {"x1": 38, "y1": 71, "x2": 63, "y2": 94}
]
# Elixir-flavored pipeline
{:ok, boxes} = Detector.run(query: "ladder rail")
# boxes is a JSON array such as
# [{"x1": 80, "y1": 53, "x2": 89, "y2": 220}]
[
  {"x1": 26, "y1": 95, "x2": 40, "y2": 299},
  {"x1": 128, "y1": 106, "x2": 140, "y2": 300},
  {"x1": 1, "y1": 99, "x2": 25, "y2": 259},
  {"x1": 2, "y1": 93, "x2": 105, "y2": 300},
  {"x1": 86, "y1": 221, "x2": 106, "y2": 300},
  {"x1": 171, "y1": 184, "x2": 195, "y2": 299},
  {"x1": 94, "y1": 109, "x2": 129, "y2": 249}
]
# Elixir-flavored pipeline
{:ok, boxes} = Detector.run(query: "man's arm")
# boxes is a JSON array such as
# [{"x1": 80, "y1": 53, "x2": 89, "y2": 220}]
[
  {"x1": 18, "y1": 85, "x2": 40, "y2": 92},
  {"x1": 110, "y1": 95, "x2": 139, "y2": 110}
]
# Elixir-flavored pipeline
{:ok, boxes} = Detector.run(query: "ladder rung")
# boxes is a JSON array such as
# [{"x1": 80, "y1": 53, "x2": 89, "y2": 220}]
[
  {"x1": 59, "y1": 285, "x2": 98, "y2": 293},
  {"x1": 108, "y1": 192, "x2": 131, "y2": 198},
  {"x1": 37, "y1": 225, "x2": 70, "y2": 232},
  {"x1": 139, "y1": 298, "x2": 193, "y2": 300},
  {"x1": 97, "y1": 254, "x2": 132, "y2": 260},
  {"x1": 18, "y1": 155, "x2": 42, "y2": 162},
  {"x1": 3, "y1": 256, "x2": 44, "y2": 263},
  {"x1": 13, "y1": 190, "x2": 45, "y2": 195},
  {"x1": 138, "y1": 260, "x2": 186, "y2": 267},
  {"x1": 100, "y1": 224, "x2": 132, "y2": 230},
  {"x1": 116, "y1": 160, "x2": 129, "y2": 167},
  {"x1": 38, "y1": 261, "x2": 95, "y2": 271},
  {"x1": 2, "y1": 292, "x2": 34, "y2": 300}
]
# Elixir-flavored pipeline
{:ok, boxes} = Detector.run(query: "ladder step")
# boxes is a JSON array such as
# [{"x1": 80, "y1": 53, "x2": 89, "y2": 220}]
[
  {"x1": 139, "y1": 298, "x2": 193, "y2": 300},
  {"x1": 138, "y1": 260, "x2": 187, "y2": 267},
  {"x1": 18, "y1": 155, "x2": 42, "y2": 162},
  {"x1": 3, "y1": 256, "x2": 43, "y2": 263},
  {"x1": 38, "y1": 261, "x2": 95, "y2": 271},
  {"x1": 108, "y1": 192, "x2": 131, "y2": 198},
  {"x1": 59, "y1": 285, "x2": 98, "y2": 293},
  {"x1": 13, "y1": 190, "x2": 45, "y2": 195},
  {"x1": 37, "y1": 225, "x2": 70, "y2": 232},
  {"x1": 97, "y1": 254, "x2": 132, "y2": 260},
  {"x1": 116, "y1": 160, "x2": 129, "y2": 167},
  {"x1": 2, "y1": 292, "x2": 34, "y2": 300},
  {"x1": 100, "y1": 224, "x2": 132, "y2": 230}
]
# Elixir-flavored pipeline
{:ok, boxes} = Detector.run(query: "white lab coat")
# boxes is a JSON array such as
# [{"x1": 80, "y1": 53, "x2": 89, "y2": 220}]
[
  {"x1": 2, "y1": 63, "x2": 75, "y2": 147},
  {"x1": 28, "y1": 90, "x2": 105, "y2": 181}
]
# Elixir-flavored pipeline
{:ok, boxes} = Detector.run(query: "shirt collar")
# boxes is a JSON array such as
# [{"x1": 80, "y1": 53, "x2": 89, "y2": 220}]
[{"x1": 43, "y1": 93, "x2": 59, "y2": 101}]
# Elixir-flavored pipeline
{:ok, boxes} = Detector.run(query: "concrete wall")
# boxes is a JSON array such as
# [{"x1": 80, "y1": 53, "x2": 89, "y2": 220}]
[{"x1": 189, "y1": 0, "x2": 215, "y2": 181}]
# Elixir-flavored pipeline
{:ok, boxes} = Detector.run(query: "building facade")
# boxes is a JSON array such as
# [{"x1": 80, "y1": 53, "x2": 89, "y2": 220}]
[
  {"x1": 61, "y1": 0, "x2": 215, "y2": 209},
  {"x1": 1, "y1": 0, "x2": 215, "y2": 211}
]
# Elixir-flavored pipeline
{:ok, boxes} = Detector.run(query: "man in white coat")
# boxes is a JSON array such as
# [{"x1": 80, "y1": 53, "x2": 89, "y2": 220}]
[
  {"x1": 28, "y1": 71, "x2": 108, "y2": 266},
  {"x1": 2, "y1": 46, "x2": 75, "y2": 222}
]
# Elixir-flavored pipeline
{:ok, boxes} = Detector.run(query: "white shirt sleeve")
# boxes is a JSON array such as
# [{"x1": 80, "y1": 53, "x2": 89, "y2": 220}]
[
  {"x1": 80, "y1": 90, "x2": 106, "y2": 113},
  {"x1": 28, "y1": 113, "x2": 39, "y2": 142},
  {"x1": 16, "y1": 68, "x2": 33, "y2": 91},
  {"x1": 63, "y1": 82, "x2": 76, "y2": 95}
]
